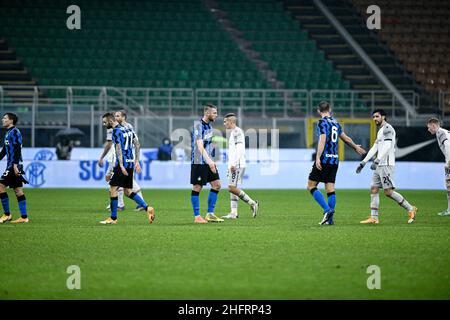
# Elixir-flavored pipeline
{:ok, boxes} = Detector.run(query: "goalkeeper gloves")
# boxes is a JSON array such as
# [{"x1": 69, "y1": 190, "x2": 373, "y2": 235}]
[
  {"x1": 370, "y1": 159, "x2": 380, "y2": 170},
  {"x1": 356, "y1": 161, "x2": 365, "y2": 174}
]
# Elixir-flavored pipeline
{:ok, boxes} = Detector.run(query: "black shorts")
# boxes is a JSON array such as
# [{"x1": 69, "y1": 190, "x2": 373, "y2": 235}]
[
  {"x1": 191, "y1": 164, "x2": 220, "y2": 186},
  {"x1": 109, "y1": 166, "x2": 133, "y2": 189},
  {"x1": 308, "y1": 163, "x2": 338, "y2": 184},
  {"x1": 0, "y1": 168, "x2": 28, "y2": 189}
]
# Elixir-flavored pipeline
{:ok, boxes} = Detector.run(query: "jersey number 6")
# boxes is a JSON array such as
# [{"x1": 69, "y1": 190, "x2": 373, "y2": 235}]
[{"x1": 331, "y1": 126, "x2": 338, "y2": 143}]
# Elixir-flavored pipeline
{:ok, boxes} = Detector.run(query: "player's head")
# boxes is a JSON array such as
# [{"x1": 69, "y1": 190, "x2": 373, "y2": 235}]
[
  {"x1": 115, "y1": 110, "x2": 127, "y2": 124},
  {"x1": 372, "y1": 109, "x2": 387, "y2": 126},
  {"x1": 427, "y1": 117, "x2": 441, "y2": 135},
  {"x1": 203, "y1": 104, "x2": 218, "y2": 122},
  {"x1": 102, "y1": 112, "x2": 117, "y2": 129},
  {"x1": 317, "y1": 101, "x2": 331, "y2": 116},
  {"x1": 2, "y1": 112, "x2": 18, "y2": 128},
  {"x1": 223, "y1": 113, "x2": 237, "y2": 129}
]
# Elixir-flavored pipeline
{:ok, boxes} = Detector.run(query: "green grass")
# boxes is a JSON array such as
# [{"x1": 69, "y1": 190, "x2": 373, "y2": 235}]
[{"x1": 0, "y1": 189, "x2": 449, "y2": 300}]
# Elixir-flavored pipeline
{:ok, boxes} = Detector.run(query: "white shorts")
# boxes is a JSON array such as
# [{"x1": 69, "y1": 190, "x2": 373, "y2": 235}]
[
  {"x1": 445, "y1": 167, "x2": 450, "y2": 181},
  {"x1": 371, "y1": 166, "x2": 395, "y2": 190},
  {"x1": 227, "y1": 168, "x2": 245, "y2": 187}
]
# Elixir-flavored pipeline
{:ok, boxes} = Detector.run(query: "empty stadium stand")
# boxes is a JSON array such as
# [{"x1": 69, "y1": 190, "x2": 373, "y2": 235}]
[
  {"x1": 350, "y1": 0, "x2": 450, "y2": 95},
  {"x1": 284, "y1": 0, "x2": 423, "y2": 93},
  {"x1": 0, "y1": 0, "x2": 444, "y2": 116},
  {"x1": 215, "y1": 0, "x2": 350, "y2": 91},
  {"x1": 0, "y1": 0, "x2": 269, "y2": 95}
]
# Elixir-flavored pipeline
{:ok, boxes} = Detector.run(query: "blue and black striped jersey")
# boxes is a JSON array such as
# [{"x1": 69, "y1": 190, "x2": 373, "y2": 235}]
[
  {"x1": 0, "y1": 126, "x2": 23, "y2": 170},
  {"x1": 191, "y1": 119, "x2": 215, "y2": 164},
  {"x1": 316, "y1": 116, "x2": 342, "y2": 165},
  {"x1": 112, "y1": 125, "x2": 136, "y2": 169}
]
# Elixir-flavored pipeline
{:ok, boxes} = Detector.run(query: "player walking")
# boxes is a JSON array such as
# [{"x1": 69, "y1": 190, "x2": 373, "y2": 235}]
[
  {"x1": 113, "y1": 110, "x2": 146, "y2": 211},
  {"x1": 308, "y1": 101, "x2": 366, "y2": 225},
  {"x1": 98, "y1": 110, "x2": 146, "y2": 212},
  {"x1": 221, "y1": 113, "x2": 258, "y2": 219},
  {"x1": 98, "y1": 126, "x2": 125, "y2": 211},
  {"x1": 190, "y1": 104, "x2": 223, "y2": 223},
  {"x1": 99, "y1": 113, "x2": 154, "y2": 225},
  {"x1": 426, "y1": 117, "x2": 450, "y2": 216},
  {"x1": 356, "y1": 109, "x2": 418, "y2": 224},
  {"x1": 0, "y1": 113, "x2": 29, "y2": 224}
]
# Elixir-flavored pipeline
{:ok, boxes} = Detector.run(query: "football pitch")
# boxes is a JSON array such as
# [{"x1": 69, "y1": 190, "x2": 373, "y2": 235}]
[{"x1": 0, "y1": 188, "x2": 449, "y2": 300}]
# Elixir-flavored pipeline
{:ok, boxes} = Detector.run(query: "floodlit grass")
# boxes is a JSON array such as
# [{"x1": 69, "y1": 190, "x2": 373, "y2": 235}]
[{"x1": 0, "y1": 189, "x2": 449, "y2": 299}]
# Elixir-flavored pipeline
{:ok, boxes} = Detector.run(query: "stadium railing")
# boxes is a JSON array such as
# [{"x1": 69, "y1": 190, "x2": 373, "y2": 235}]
[
  {"x1": 0, "y1": 85, "x2": 419, "y2": 117},
  {"x1": 0, "y1": 85, "x2": 441, "y2": 148}
]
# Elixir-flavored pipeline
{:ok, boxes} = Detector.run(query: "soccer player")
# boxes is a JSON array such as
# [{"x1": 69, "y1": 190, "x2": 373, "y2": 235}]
[
  {"x1": 308, "y1": 101, "x2": 366, "y2": 225},
  {"x1": 426, "y1": 117, "x2": 450, "y2": 216},
  {"x1": 99, "y1": 113, "x2": 155, "y2": 225},
  {"x1": 221, "y1": 113, "x2": 259, "y2": 219},
  {"x1": 98, "y1": 126, "x2": 125, "y2": 211},
  {"x1": 356, "y1": 109, "x2": 418, "y2": 224},
  {"x1": 0, "y1": 113, "x2": 29, "y2": 224},
  {"x1": 190, "y1": 104, "x2": 223, "y2": 224},
  {"x1": 114, "y1": 110, "x2": 146, "y2": 211}
]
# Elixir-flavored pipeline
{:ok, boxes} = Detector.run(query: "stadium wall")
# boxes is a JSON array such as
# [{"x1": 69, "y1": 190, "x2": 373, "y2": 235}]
[{"x1": 10, "y1": 148, "x2": 445, "y2": 190}]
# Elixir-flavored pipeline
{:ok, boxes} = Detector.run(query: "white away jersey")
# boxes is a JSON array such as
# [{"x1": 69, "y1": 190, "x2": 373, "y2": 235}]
[
  {"x1": 105, "y1": 128, "x2": 115, "y2": 164},
  {"x1": 106, "y1": 128, "x2": 113, "y2": 141},
  {"x1": 436, "y1": 128, "x2": 450, "y2": 163},
  {"x1": 228, "y1": 126, "x2": 246, "y2": 168},
  {"x1": 375, "y1": 122, "x2": 396, "y2": 166}
]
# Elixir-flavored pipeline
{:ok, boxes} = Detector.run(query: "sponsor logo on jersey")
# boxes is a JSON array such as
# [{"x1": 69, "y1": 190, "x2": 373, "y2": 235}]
[{"x1": 325, "y1": 154, "x2": 338, "y2": 158}]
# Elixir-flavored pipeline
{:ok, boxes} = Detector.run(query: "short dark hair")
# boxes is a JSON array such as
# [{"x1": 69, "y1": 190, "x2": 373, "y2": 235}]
[
  {"x1": 204, "y1": 104, "x2": 217, "y2": 113},
  {"x1": 317, "y1": 101, "x2": 331, "y2": 113},
  {"x1": 224, "y1": 113, "x2": 236, "y2": 118},
  {"x1": 102, "y1": 112, "x2": 114, "y2": 121},
  {"x1": 3, "y1": 112, "x2": 18, "y2": 125},
  {"x1": 116, "y1": 109, "x2": 127, "y2": 119},
  {"x1": 372, "y1": 109, "x2": 387, "y2": 118},
  {"x1": 427, "y1": 117, "x2": 440, "y2": 125}
]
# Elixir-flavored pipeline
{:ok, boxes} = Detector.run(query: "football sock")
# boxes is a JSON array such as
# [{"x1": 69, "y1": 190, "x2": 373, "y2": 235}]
[
  {"x1": 118, "y1": 188, "x2": 125, "y2": 208},
  {"x1": 389, "y1": 191, "x2": 413, "y2": 211},
  {"x1": 191, "y1": 190, "x2": 200, "y2": 217},
  {"x1": 132, "y1": 181, "x2": 144, "y2": 202},
  {"x1": 370, "y1": 193, "x2": 379, "y2": 219},
  {"x1": 17, "y1": 194, "x2": 27, "y2": 218},
  {"x1": 447, "y1": 183, "x2": 450, "y2": 212},
  {"x1": 128, "y1": 192, "x2": 148, "y2": 210},
  {"x1": 310, "y1": 188, "x2": 331, "y2": 213},
  {"x1": 230, "y1": 193, "x2": 239, "y2": 214},
  {"x1": 132, "y1": 180, "x2": 141, "y2": 193},
  {"x1": 207, "y1": 189, "x2": 219, "y2": 213},
  {"x1": 238, "y1": 190, "x2": 256, "y2": 206},
  {"x1": 110, "y1": 196, "x2": 119, "y2": 220},
  {"x1": 0, "y1": 192, "x2": 10, "y2": 216},
  {"x1": 327, "y1": 192, "x2": 336, "y2": 209}
]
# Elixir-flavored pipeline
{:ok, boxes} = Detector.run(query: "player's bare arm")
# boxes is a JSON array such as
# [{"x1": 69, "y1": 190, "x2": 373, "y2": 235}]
[
  {"x1": 133, "y1": 137, "x2": 141, "y2": 174},
  {"x1": 116, "y1": 143, "x2": 128, "y2": 176},
  {"x1": 196, "y1": 139, "x2": 216, "y2": 173},
  {"x1": 98, "y1": 140, "x2": 113, "y2": 167},
  {"x1": 340, "y1": 132, "x2": 366, "y2": 155},
  {"x1": 315, "y1": 134, "x2": 326, "y2": 170}
]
